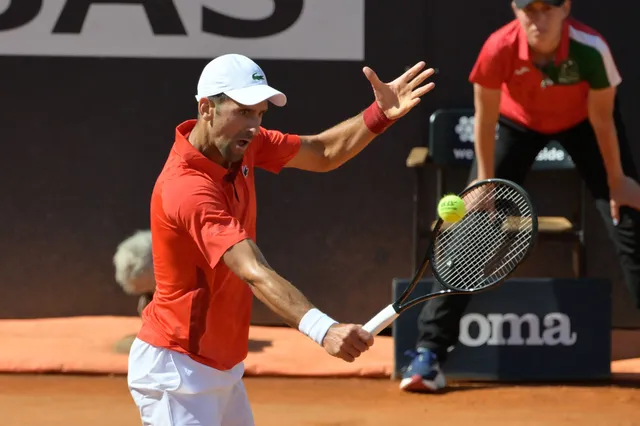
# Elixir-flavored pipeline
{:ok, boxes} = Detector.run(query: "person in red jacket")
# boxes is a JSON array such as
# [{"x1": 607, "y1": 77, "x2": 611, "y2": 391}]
[
  {"x1": 126, "y1": 53, "x2": 435, "y2": 425},
  {"x1": 401, "y1": 0, "x2": 640, "y2": 393}
]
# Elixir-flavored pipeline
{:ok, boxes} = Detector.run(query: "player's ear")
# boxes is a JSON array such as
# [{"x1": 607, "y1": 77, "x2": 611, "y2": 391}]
[
  {"x1": 197, "y1": 97, "x2": 214, "y2": 122},
  {"x1": 561, "y1": 0, "x2": 571, "y2": 17}
]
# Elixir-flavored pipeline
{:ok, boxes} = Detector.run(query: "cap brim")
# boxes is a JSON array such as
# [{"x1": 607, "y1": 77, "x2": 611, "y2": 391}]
[
  {"x1": 224, "y1": 85, "x2": 287, "y2": 107},
  {"x1": 514, "y1": 0, "x2": 565, "y2": 8},
  {"x1": 514, "y1": 0, "x2": 533, "y2": 7}
]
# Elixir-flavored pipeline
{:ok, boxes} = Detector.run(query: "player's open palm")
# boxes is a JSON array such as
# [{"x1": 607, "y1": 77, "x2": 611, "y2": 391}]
[
  {"x1": 610, "y1": 175, "x2": 640, "y2": 224},
  {"x1": 363, "y1": 61, "x2": 436, "y2": 121},
  {"x1": 322, "y1": 324, "x2": 374, "y2": 363}
]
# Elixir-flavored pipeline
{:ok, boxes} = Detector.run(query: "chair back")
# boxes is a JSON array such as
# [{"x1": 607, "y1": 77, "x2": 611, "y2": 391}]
[{"x1": 428, "y1": 108, "x2": 575, "y2": 171}]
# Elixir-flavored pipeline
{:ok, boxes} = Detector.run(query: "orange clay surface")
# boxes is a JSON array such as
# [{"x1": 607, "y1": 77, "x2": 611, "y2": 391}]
[{"x1": 1, "y1": 374, "x2": 639, "y2": 426}]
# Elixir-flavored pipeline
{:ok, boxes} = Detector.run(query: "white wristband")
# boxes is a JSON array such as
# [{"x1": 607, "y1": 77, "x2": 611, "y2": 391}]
[{"x1": 298, "y1": 308, "x2": 337, "y2": 346}]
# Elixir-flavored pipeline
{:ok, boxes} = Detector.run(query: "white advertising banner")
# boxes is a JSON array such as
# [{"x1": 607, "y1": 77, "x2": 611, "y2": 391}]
[{"x1": 0, "y1": 0, "x2": 364, "y2": 60}]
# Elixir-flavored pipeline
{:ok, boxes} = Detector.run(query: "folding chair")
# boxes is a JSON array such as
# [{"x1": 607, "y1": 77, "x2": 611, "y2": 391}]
[{"x1": 407, "y1": 108, "x2": 586, "y2": 278}]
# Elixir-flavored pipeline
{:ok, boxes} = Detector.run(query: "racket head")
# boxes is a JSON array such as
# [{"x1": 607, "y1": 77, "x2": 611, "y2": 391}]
[{"x1": 428, "y1": 178, "x2": 538, "y2": 293}]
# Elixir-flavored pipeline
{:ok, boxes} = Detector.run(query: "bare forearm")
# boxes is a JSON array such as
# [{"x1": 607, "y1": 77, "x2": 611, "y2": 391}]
[
  {"x1": 248, "y1": 267, "x2": 314, "y2": 329},
  {"x1": 593, "y1": 123, "x2": 624, "y2": 185},
  {"x1": 223, "y1": 239, "x2": 336, "y2": 345},
  {"x1": 474, "y1": 117, "x2": 497, "y2": 180},
  {"x1": 472, "y1": 85, "x2": 501, "y2": 181},
  {"x1": 312, "y1": 112, "x2": 378, "y2": 171},
  {"x1": 588, "y1": 87, "x2": 625, "y2": 187}
]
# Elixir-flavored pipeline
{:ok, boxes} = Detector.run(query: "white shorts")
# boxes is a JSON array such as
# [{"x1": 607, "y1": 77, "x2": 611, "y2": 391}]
[{"x1": 127, "y1": 338, "x2": 254, "y2": 426}]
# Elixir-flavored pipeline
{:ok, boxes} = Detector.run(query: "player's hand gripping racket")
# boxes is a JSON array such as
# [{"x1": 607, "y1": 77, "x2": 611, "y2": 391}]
[{"x1": 363, "y1": 178, "x2": 538, "y2": 336}]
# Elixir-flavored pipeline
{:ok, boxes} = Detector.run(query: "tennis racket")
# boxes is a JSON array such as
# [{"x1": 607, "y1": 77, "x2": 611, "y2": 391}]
[{"x1": 363, "y1": 178, "x2": 538, "y2": 336}]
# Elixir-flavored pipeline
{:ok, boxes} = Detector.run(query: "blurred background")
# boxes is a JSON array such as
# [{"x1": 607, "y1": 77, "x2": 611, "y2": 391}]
[{"x1": 1, "y1": 0, "x2": 639, "y2": 330}]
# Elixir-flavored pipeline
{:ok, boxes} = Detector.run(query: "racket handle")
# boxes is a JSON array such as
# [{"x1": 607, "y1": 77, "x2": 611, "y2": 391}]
[{"x1": 362, "y1": 304, "x2": 399, "y2": 336}]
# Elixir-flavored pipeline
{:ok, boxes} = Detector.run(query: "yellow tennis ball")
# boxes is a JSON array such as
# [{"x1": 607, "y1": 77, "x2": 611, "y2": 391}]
[{"x1": 438, "y1": 194, "x2": 466, "y2": 223}]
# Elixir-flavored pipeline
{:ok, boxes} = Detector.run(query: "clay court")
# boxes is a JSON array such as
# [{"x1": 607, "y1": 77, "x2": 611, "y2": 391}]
[
  {"x1": 1, "y1": 316, "x2": 639, "y2": 425},
  {"x1": 2, "y1": 374, "x2": 640, "y2": 426}
]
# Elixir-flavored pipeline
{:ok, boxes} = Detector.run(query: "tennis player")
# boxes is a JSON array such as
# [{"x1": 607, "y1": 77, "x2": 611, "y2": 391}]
[
  {"x1": 401, "y1": 0, "x2": 640, "y2": 393},
  {"x1": 127, "y1": 53, "x2": 435, "y2": 425}
]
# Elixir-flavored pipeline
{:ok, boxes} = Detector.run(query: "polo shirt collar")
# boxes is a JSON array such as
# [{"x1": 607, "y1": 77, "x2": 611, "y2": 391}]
[
  {"x1": 173, "y1": 119, "x2": 240, "y2": 182},
  {"x1": 518, "y1": 19, "x2": 570, "y2": 66}
]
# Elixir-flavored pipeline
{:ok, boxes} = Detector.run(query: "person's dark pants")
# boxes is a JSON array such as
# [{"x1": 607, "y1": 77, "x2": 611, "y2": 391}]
[{"x1": 416, "y1": 107, "x2": 640, "y2": 363}]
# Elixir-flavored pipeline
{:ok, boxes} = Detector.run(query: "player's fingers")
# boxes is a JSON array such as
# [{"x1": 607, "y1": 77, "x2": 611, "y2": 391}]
[
  {"x1": 405, "y1": 97, "x2": 421, "y2": 111},
  {"x1": 363, "y1": 66, "x2": 383, "y2": 89},
  {"x1": 402, "y1": 61, "x2": 426, "y2": 83},
  {"x1": 355, "y1": 327, "x2": 374, "y2": 347},
  {"x1": 408, "y1": 68, "x2": 435, "y2": 90},
  {"x1": 347, "y1": 334, "x2": 369, "y2": 354},
  {"x1": 412, "y1": 81, "x2": 436, "y2": 98},
  {"x1": 339, "y1": 346, "x2": 357, "y2": 362}
]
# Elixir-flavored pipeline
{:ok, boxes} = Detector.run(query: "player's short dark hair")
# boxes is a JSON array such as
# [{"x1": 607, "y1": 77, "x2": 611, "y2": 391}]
[
  {"x1": 208, "y1": 93, "x2": 228, "y2": 106},
  {"x1": 198, "y1": 93, "x2": 229, "y2": 117}
]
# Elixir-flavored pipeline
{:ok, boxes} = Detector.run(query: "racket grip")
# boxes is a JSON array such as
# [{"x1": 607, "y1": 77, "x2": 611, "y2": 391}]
[{"x1": 362, "y1": 304, "x2": 399, "y2": 336}]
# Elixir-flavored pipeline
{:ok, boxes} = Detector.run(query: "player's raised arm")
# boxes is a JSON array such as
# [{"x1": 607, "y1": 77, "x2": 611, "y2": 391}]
[
  {"x1": 222, "y1": 238, "x2": 374, "y2": 363},
  {"x1": 284, "y1": 62, "x2": 436, "y2": 172}
]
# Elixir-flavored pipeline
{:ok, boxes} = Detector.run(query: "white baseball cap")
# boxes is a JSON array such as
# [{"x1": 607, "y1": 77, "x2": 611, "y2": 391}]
[{"x1": 195, "y1": 54, "x2": 287, "y2": 107}]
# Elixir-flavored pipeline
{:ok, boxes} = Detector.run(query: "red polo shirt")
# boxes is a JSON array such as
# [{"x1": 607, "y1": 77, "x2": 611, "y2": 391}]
[
  {"x1": 137, "y1": 119, "x2": 301, "y2": 371},
  {"x1": 469, "y1": 17, "x2": 622, "y2": 134}
]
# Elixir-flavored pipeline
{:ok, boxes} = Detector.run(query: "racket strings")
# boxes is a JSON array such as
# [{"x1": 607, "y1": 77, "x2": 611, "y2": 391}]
[
  {"x1": 453, "y1": 186, "x2": 532, "y2": 286},
  {"x1": 432, "y1": 183, "x2": 535, "y2": 291}
]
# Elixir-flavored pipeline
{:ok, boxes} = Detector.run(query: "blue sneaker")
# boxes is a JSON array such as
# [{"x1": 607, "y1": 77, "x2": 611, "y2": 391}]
[{"x1": 399, "y1": 348, "x2": 446, "y2": 392}]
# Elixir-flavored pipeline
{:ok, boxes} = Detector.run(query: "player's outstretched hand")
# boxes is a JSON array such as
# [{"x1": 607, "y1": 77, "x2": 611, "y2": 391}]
[
  {"x1": 363, "y1": 61, "x2": 436, "y2": 121},
  {"x1": 322, "y1": 324, "x2": 374, "y2": 363}
]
